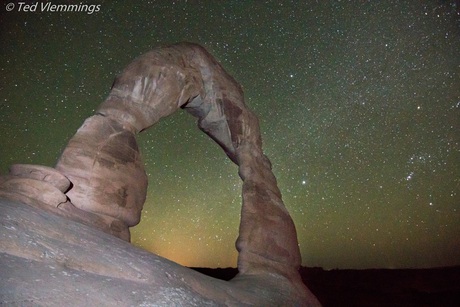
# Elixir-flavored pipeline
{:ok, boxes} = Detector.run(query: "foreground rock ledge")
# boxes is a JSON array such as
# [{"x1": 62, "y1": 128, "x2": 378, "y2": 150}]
[{"x1": 0, "y1": 199, "x2": 318, "y2": 306}]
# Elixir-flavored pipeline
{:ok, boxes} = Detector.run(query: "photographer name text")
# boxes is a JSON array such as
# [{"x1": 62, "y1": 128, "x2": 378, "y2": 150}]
[{"x1": 6, "y1": 2, "x2": 101, "y2": 14}]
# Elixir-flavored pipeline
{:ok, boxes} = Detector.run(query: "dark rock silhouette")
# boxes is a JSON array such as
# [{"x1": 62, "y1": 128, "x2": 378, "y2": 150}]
[
  {"x1": 300, "y1": 266, "x2": 460, "y2": 306},
  {"x1": 193, "y1": 266, "x2": 460, "y2": 306},
  {"x1": 0, "y1": 42, "x2": 320, "y2": 306}
]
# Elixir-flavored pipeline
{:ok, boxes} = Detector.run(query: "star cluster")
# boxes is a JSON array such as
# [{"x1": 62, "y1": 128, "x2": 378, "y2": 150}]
[{"x1": 1, "y1": 0, "x2": 458, "y2": 269}]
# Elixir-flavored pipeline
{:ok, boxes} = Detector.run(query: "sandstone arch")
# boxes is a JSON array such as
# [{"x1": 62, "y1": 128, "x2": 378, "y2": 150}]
[{"x1": 0, "y1": 43, "x2": 320, "y2": 306}]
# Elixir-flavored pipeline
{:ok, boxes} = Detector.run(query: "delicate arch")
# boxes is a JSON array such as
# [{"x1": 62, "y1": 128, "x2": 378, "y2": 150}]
[{"x1": 1, "y1": 43, "x2": 320, "y2": 305}]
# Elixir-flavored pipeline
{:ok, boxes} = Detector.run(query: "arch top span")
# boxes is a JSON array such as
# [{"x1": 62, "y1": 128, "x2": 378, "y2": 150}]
[{"x1": 97, "y1": 42, "x2": 258, "y2": 164}]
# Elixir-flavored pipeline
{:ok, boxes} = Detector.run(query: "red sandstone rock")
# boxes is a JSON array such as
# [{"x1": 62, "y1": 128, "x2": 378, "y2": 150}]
[
  {"x1": 55, "y1": 115, "x2": 147, "y2": 228},
  {"x1": 0, "y1": 200, "x2": 319, "y2": 306},
  {"x1": 0, "y1": 177, "x2": 67, "y2": 208},
  {"x1": 0, "y1": 164, "x2": 132, "y2": 241},
  {"x1": 9, "y1": 164, "x2": 71, "y2": 192},
  {"x1": 0, "y1": 42, "x2": 321, "y2": 306}
]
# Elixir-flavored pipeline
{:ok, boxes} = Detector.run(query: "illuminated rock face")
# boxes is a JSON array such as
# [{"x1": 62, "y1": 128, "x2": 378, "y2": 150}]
[
  {"x1": 55, "y1": 114, "x2": 147, "y2": 240},
  {"x1": 0, "y1": 43, "x2": 320, "y2": 306}
]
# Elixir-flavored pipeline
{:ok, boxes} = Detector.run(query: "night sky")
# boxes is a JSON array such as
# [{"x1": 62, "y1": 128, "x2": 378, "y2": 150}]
[{"x1": 1, "y1": 1, "x2": 459, "y2": 270}]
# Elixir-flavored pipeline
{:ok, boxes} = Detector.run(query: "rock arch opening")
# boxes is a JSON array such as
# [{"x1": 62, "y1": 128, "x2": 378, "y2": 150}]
[
  {"x1": 0, "y1": 42, "x2": 320, "y2": 305},
  {"x1": 53, "y1": 42, "x2": 302, "y2": 278},
  {"x1": 133, "y1": 111, "x2": 241, "y2": 267}
]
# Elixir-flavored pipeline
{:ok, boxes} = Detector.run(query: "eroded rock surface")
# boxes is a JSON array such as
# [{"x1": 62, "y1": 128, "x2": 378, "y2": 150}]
[
  {"x1": 1, "y1": 199, "x2": 321, "y2": 306},
  {"x1": 0, "y1": 42, "x2": 320, "y2": 306}
]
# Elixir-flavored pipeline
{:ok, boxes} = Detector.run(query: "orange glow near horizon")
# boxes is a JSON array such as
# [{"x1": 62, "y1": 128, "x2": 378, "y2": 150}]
[{"x1": 133, "y1": 237, "x2": 239, "y2": 268}]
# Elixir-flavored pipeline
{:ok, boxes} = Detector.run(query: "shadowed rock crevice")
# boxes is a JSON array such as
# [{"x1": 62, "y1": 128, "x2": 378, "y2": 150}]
[{"x1": 0, "y1": 42, "x2": 320, "y2": 306}]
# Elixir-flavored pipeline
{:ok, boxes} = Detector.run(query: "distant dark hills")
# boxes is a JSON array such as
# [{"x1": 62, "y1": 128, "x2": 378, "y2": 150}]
[{"x1": 192, "y1": 266, "x2": 460, "y2": 306}]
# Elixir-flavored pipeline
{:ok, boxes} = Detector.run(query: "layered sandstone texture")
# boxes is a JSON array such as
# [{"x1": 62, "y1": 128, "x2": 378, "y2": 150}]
[{"x1": 0, "y1": 42, "x2": 320, "y2": 306}]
